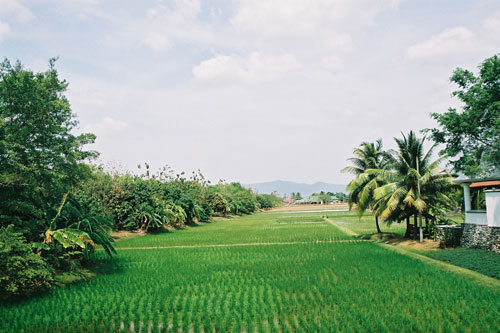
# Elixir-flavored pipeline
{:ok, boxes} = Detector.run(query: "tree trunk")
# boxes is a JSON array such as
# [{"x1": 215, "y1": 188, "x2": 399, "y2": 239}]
[
  {"x1": 413, "y1": 214, "x2": 418, "y2": 239},
  {"x1": 404, "y1": 217, "x2": 410, "y2": 238},
  {"x1": 375, "y1": 215, "x2": 381, "y2": 233}
]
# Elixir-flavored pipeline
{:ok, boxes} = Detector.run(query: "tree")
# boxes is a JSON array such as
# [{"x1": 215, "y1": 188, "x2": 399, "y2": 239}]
[
  {"x1": 343, "y1": 139, "x2": 391, "y2": 233},
  {"x1": 372, "y1": 131, "x2": 455, "y2": 238},
  {"x1": 209, "y1": 192, "x2": 229, "y2": 216},
  {"x1": 0, "y1": 58, "x2": 97, "y2": 239},
  {"x1": 0, "y1": 225, "x2": 54, "y2": 298},
  {"x1": 428, "y1": 54, "x2": 500, "y2": 177}
]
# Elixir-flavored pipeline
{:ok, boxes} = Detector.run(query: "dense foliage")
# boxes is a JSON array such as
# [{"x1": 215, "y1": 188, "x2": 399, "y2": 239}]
[
  {"x1": 0, "y1": 58, "x2": 97, "y2": 240},
  {"x1": 74, "y1": 166, "x2": 279, "y2": 230},
  {"x1": 0, "y1": 225, "x2": 54, "y2": 298},
  {"x1": 428, "y1": 54, "x2": 500, "y2": 177}
]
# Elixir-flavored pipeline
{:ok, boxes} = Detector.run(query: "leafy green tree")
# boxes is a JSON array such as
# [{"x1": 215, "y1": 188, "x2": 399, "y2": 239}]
[
  {"x1": 256, "y1": 193, "x2": 282, "y2": 209},
  {"x1": 372, "y1": 132, "x2": 455, "y2": 237},
  {"x1": 318, "y1": 193, "x2": 332, "y2": 204},
  {"x1": 343, "y1": 139, "x2": 391, "y2": 233},
  {"x1": 332, "y1": 192, "x2": 347, "y2": 202},
  {"x1": 0, "y1": 58, "x2": 97, "y2": 239},
  {"x1": 0, "y1": 225, "x2": 54, "y2": 298},
  {"x1": 209, "y1": 192, "x2": 229, "y2": 216},
  {"x1": 428, "y1": 54, "x2": 500, "y2": 176}
]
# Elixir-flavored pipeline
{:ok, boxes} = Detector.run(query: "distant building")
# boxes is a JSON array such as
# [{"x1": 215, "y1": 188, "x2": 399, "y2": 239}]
[{"x1": 295, "y1": 195, "x2": 323, "y2": 204}]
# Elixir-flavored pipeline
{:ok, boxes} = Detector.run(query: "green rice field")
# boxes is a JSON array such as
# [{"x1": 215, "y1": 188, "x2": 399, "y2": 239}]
[{"x1": 1, "y1": 210, "x2": 499, "y2": 332}]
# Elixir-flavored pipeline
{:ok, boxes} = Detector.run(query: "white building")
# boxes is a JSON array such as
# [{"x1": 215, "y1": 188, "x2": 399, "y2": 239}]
[
  {"x1": 454, "y1": 173, "x2": 500, "y2": 253},
  {"x1": 455, "y1": 175, "x2": 500, "y2": 227}
]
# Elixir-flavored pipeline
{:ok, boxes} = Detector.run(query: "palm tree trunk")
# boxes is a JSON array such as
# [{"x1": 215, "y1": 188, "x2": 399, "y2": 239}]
[
  {"x1": 404, "y1": 217, "x2": 410, "y2": 238},
  {"x1": 413, "y1": 214, "x2": 418, "y2": 239},
  {"x1": 375, "y1": 215, "x2": 381, "y2": 233}
]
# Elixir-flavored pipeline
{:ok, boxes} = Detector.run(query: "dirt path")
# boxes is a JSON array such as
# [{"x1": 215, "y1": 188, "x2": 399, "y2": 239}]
[
  {"x1": 116, "y1": 239, "x2": 371, "y2": 250},
  {"x1": 324, "y1": 218, "x2": 359, "y2": 237},
  {"x1": 270, "y1": 204, "x2": 349, "y2": 212}
]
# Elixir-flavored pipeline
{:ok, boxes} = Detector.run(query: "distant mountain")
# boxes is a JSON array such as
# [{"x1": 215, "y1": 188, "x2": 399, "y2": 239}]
[{"x1": 250, "y1": 180, "x2": 346, "y2": 197}]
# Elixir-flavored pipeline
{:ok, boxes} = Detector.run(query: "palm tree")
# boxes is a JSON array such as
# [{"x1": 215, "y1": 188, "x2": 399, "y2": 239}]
[
  {"x1": 343, "y1": 139, "x2": 391, "y2": 233},
  {"x1": 372, "y1": 131, "x2": 455, "y2": 238}
]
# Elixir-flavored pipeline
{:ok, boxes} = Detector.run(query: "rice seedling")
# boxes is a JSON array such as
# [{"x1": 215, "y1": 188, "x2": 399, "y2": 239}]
[{"x1": 1, "y1": 211, "x2": 499, "y2": 332}]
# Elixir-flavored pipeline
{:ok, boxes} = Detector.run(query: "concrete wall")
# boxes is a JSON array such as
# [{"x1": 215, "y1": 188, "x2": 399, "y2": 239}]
[
  {"x1": 486, "y1": 190, "x2": 500, "y2": 227},
  {"x1": 465, "y1": 211, "x2": 487, "y2": 225}
]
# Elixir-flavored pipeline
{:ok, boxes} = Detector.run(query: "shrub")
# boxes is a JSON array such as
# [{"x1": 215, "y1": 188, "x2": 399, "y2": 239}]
[{"x1": 0, "y1": 225, "x2": 54, "y2": 299}]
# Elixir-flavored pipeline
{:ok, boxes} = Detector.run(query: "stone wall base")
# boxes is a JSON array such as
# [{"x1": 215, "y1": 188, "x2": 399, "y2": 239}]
[
  {"x1": 435, "y1": 225, "x2": 462, "y2": 247},
  {"x1": 461, "y1": 224, "x2": 500, "y2": 254}
]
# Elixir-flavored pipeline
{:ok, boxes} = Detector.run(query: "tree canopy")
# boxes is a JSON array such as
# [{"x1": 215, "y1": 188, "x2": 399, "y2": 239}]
[
  {"x1": 0, "y1": 58, "x2": 97, "y2": 239},
  {"x1": 428, "y1": 54, "x2": 500, "y2": 176},
  {"x1": 343, "y1": 139, "x2": 391, "y2": 233}
]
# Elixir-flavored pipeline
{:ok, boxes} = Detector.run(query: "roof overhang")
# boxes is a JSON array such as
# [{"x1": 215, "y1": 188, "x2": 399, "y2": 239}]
[
  {"x1": 470, "y1": 180, "x2": 500, "y2": 188},
  {"x1": 454, "y1": 175, "x2": 500, "y2": 184}
]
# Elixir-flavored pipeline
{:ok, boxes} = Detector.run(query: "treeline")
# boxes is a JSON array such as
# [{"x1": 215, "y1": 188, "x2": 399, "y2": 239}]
[
  {"x1": 77, "y1": 164, "x2": 281, "y2": 233},
  {"x1": 0, "y1": 59, "x2": 280, "y2": 299}
]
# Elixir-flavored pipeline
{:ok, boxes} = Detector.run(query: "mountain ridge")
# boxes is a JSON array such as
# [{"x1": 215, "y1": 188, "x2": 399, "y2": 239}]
[{"x1": 249, "y1": 180, "x2": 346, "y2": 197}]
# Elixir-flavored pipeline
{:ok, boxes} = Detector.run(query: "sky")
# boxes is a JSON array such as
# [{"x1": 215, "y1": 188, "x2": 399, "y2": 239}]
[{"x1": 1, "y1": 0, "x2": 499, "y2": 185}]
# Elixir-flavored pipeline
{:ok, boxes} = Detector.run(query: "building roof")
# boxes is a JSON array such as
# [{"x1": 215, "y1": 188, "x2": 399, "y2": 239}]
[
  {"x1": 470, "y1": 180, "x2": 500, "y2": 188},
  {"x1": 453, "y1": 170, "x2": 500, "y2": 184}
]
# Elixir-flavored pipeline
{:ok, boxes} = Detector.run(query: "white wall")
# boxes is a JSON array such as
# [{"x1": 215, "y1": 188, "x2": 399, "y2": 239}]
[
  {"x1": 465, "y1": 211, "x2": 488, "y2": 225},
  {"x1": 486, "y1": 190, "x2": 500, "y2": 227}
]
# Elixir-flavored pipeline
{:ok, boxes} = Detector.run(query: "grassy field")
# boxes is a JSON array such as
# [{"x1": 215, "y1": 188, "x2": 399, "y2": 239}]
[
  {"x1": 1, "y1": 210, "x2": 499, "y2": 332},
  {"x1": 423, "y1": 248, "x2": 500, "y2": 280},
  {"x1": 326, "y1": 211, "x2": 407, "y2": 236}
]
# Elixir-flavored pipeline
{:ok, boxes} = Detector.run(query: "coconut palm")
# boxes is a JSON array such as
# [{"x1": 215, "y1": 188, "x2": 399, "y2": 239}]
[
  {"x1": 343, "y1": 139, "x2": 391, "y2": 233},
  {"x1": 372, "y1": 131, "x2": 455, "y2": 238}
]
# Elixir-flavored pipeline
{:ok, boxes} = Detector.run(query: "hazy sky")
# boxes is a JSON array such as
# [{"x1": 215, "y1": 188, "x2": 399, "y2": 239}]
[{"x1": 2, "y1": 0, "x2": 499, "y2": 184}]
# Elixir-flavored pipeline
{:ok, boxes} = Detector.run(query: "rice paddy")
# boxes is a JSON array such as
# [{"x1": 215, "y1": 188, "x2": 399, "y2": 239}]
[{"x1": 1, "y1": 210, "x2": 499, "y2": 332}]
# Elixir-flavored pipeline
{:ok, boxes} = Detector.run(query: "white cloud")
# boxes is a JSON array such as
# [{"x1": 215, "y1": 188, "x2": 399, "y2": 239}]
[
  {"x1": 0, "y1": 20, "x2": 10, "y2": 40},
  {"x1": 83, "y1": 117, "x2": 128, "y2": 135},
  {"x1": 141, "y1": 0, "x2": 209, "y2": 52},
  {"x1": 231, "y1": 0, "x2": 399, "y2": 40},
  {"x1": 143, "y1": 33, "x2": 170, "y2": 52},
  {"x1": 323, "y1": 32, "x2": 354, "y2": 52},
  {"x1": 192, "y1": 52, "x2": 301, "y2": 84},
  {"x1": 0, "y1": 0, "x2": 34, "y2": 22},
  {"x1": 481, "y1": 10, "x2": 500, "y2": 46},
  {"x1": 406, "y1": 27, "x2": 476, "y2": 60},
  {"x1": 321, "y1": 56, "x2": 343, "y2": 71},
  {"x1": 482, "y1": 10, "x2": 500, "y2": 31}
]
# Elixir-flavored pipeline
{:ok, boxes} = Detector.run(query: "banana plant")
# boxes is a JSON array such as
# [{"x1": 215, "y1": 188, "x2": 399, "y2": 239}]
[
  {"x1": 38, "y1": 193, "x2": 117, "y2": 257},
  {"x1": 60, "y1": 196, "x2": 116, "y2": 257},
  {"x1": 34, "y1": 193, "x2": 92, "y2": 254},
  {"x1": 164, "y1": 203, "x2": 187, "y2": 227}
]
